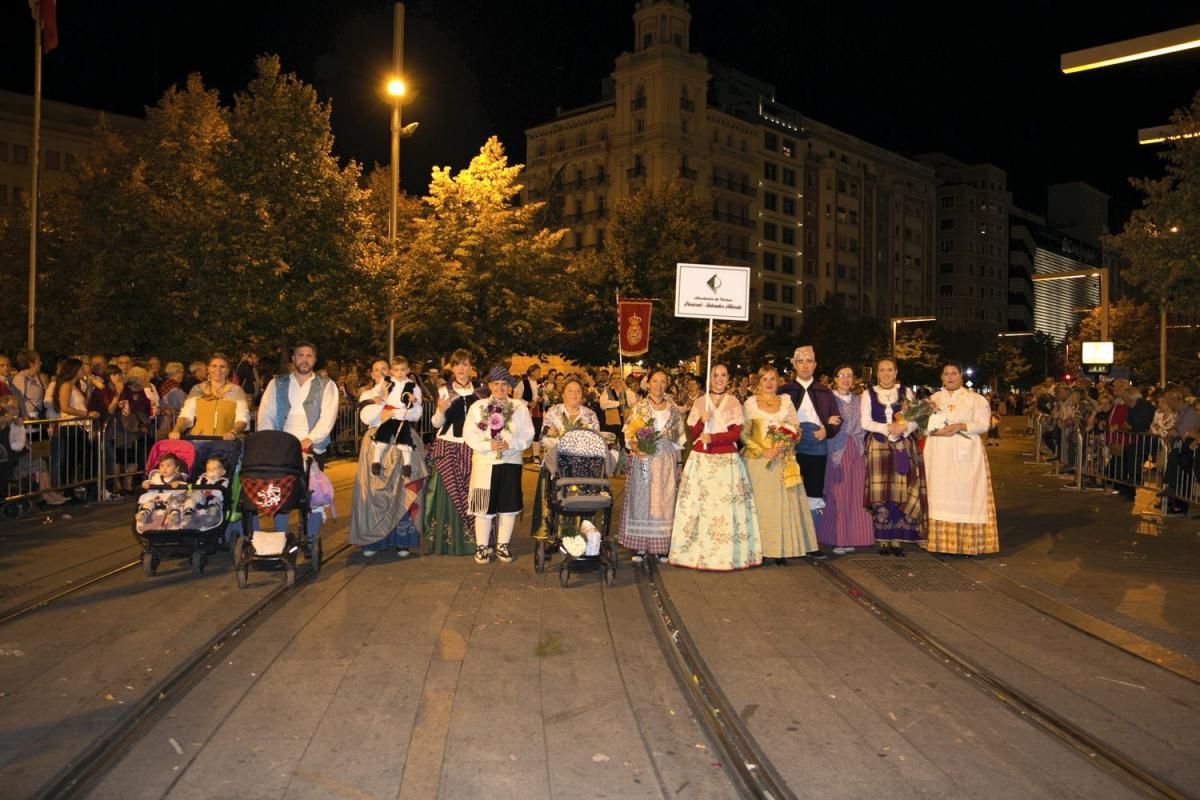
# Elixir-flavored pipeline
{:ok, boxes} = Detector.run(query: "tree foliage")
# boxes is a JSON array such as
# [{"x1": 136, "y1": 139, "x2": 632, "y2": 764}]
[
  {"x1": 979, "y1": 340, "x2": 1032, "y2": 390},
  {"x1": 390, "y1": 136, "x2": 567, "y2": 366},
  {"x1": 1, "y1": 57, "x2": 383, "y2": 361},
  {"x1": 1104, "y1": 91, "x2": 1200, "y2": 310},
  {"x1": 1068, "y1": 298, "x2": 1200, "y2": 384}
]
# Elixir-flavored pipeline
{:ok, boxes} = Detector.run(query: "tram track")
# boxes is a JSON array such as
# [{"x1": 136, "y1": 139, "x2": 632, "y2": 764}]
[
  {"x1": 33, "y1": 539, "x2": 355, "y2": 800},
  {"x1": 633, "y1": 557, "x2": 794, "y2": 800},
  {"x1": 813, "y1": 558, "x2": 1190, "y2": 800}
]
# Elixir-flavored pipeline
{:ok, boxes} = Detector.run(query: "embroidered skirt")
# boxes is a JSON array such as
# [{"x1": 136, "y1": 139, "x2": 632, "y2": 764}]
[
  {"x1": 618, "y1": 443, "x2": 679, "y2": 554},
  {"x1": 668, "y1": 452, "x2": 761, "y2": 571}
]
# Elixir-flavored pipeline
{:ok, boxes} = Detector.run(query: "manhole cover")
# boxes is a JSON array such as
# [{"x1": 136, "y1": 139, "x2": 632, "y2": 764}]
[{"x1": 855, "y1": 560, "x2": 985, "y2": 592}]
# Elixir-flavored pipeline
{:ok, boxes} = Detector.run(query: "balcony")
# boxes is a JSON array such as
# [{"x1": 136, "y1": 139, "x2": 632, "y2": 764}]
[
  {"x1": 627, "y1": 165, "x2": 646, "y2": 180},
  {"x1": 678, "y1": 166, "x2": 698, "y2": 181},
  {"x1": 724, "y1": 248, "x2": 755, "y2": 262},
  {"x1": 563, "y1": 212, "x2": 583, "y2": 224},
  {"x1": 561, "y1": 177, "x2": 584, "y2": 191},
  {"x1": 680, "y1": 98, "x2": 695, "y2": 112},
  {"x1": 584, "y1": 208, "x2": 609, "y2": 221},
  {"x1": 710, "y1": 176, "x2": 756, "y2": 197},
  {"x1": 587, "y1": 172, "x2": 609, "y2": 187},
  {"x1": 631, "y1": 96, "x2": 646, "y2": 111},
  {"x1": 711, "y1": 210, "x2": 754, "y2": 229}
]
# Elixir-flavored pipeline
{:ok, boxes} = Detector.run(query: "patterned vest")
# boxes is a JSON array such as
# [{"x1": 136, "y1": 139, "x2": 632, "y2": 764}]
[{"x1": 272, "y1": 374, "x2": 331, "y2": 451}]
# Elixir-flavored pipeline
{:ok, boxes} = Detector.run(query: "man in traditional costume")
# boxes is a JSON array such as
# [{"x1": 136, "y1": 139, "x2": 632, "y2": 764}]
[{"x1": 778, "y1": 346, "x2": 842, "y2": 527}]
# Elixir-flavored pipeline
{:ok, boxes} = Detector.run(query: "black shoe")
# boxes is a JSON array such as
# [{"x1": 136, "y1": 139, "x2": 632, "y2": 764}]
[
  {"x1": 890, "y1": 544, "x2": 905, "y2": 557},
  {"x1": 808, "y1": 551, "x2": 828, "y2": 561},
  {"x1": 495, "y1": 543, "x2": 513, "y2": 563},
  {"x1": 878, "y1": 545, "x2": 891, "y2": 556},
  {"x1": 370, "y1": 463, "x2": 382, "y2": 477},
  {"x1": 774, "y1": 557, "x2": 787, "y2": 566}
]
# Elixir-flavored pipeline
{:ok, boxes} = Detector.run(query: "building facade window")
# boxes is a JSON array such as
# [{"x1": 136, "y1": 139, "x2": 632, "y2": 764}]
[
  {"x1": 763, "y1": 192, "x2": 777, "y2": 211},
  {"x1": 13, "y1": 144, "x2": 29, "y2": 164},
  {"x1": 782, "y1": 256, "x2": 795, "y2": 274},
  {"x1": 763, "y1": 222, "x2": 777, "y2": 241},
  {"x1": 764, "y1": 161, "x2": 778, "y2": 181},
  {"x1": 763, "y1": 251, "x2": 777, "y2": 271}
]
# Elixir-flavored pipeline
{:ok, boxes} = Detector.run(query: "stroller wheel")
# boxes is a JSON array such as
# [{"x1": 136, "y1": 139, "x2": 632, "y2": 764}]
[
  {"x1": 0, "y1": 503, "x2": 21, "y2": 521},
  {"x1": 189, "y1": 551, "x2": 205, "y2": 575},
  {"x1": 233, "y1": 538, "x2": 248, "y2": 589},
  {"x1": 142, "y1": 551, "x2": 158, "y2": 577},
  {"x1": 285, "y1": 562, "x2": 297, "y2": 588},
  {"x1": 559, "y1": 564, "x2": 570, "y2": 588},
  {"x1": 606, "y1": 566, "x2": 616, "y2": 587},
  {"x1": 534, "y1": 540, "x2": 546, "y2": 574}
]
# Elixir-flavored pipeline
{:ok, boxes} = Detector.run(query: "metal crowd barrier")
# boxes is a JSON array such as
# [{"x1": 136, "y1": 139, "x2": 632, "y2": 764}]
[
  {"x1": 2, "y1": 417, "x2": 101, "y2": 516},
  {"x1": 1052, "y1": 424, "x2": 1197, "y2": 517}
]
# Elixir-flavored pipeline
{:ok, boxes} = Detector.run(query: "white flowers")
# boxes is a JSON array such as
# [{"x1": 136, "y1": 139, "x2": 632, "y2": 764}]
[{"x1": 927, "y1": 412, "x2": 948, "y2": 433}]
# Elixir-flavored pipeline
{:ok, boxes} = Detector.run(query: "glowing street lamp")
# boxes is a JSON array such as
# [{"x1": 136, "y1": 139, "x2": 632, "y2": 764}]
[
  {"x1": 387, "y1": 78, "x2": 406, "y2": 98},
  {"x1": 1060, "y1": 23, "x2": 1200, "y2": 73}
]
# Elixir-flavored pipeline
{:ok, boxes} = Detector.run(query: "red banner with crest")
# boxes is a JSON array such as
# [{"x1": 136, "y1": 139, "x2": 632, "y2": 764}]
[{"x1": 617, "y1": 300, "x2": 652, "y2": 357}]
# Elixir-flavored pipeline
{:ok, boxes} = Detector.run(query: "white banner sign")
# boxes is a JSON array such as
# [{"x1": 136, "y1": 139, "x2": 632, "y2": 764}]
[{"x1": 674, "y1": 263, "x2": 751, "y2": 321}]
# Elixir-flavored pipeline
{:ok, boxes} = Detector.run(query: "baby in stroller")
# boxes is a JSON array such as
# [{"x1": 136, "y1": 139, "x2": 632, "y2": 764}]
[
  {"x1": 137, "y1": 452, "x2": 188, "y2": 526},
  {"x1": 370, "y1": 356, "x2": 422, "y2": 478},
  {"x1": 182, "y1": 455, "x2": 228, "y2": 528}
]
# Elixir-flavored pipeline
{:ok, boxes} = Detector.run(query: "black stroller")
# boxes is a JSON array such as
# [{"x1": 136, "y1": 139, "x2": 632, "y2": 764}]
[
  {"x1": 133, "y1": 437, "x2": 241, "y2": 576},
  {"x1": 540, "y1": 428, "x2": 617, "y2": 587},
  {"x1": 233, "y1": 430, "x2": 319, "y2": 588}
]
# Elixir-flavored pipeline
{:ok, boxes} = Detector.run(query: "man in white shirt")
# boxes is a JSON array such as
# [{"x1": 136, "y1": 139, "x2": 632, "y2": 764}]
[{"x1": 257, "y1": 342, "x2": 340, "y2": 468}]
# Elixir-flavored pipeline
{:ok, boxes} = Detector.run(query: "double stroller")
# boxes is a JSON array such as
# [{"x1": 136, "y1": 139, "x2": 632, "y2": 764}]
[
  {"x1": 537, "y1": 428, "x2": 618, "y2": 587},
  {"x1": 133, "y1": 437, "x2": 242, "y2": 576},
  {"x1": 233, "y1": 430, "x2": 321, "y2": 588}
]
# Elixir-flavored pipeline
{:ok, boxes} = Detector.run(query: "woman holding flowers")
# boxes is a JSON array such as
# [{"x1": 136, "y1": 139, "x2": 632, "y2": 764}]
[
  {"x1": 464, "y1": 365, "x2": 535, "y2": 564},
  {"x1": 816, "y1": 366, "x2": 876, "y2": 553},
  {"x1": 923, "y1": 361, "x2": 999, "y2": 556},
  {"x1": 860, "y1": 358, "x2": 927, "y2": 556},
  {"x1": 669, "y1": 364, "x2": 762, "y2": 571},
  {"x1": 619, "y1": 369, "x2": 687, "y2": 563},
  {"x1": 741, "y1": 365, "x2": 819, "y2": 564}
]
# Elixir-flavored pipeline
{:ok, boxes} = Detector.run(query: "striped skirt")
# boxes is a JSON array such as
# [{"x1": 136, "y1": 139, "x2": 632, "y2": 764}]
[{"x1": 423, "y1": 438, "x2": 474, "y2": 555}]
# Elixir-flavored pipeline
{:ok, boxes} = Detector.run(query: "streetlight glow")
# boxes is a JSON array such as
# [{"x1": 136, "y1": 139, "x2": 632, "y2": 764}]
[
  {"x1": 387, "y1": 78, "x2": 406, "y2": 97},
  {"x1": 1060, "y1": 24, "x2": 1200, "y2": 73}
]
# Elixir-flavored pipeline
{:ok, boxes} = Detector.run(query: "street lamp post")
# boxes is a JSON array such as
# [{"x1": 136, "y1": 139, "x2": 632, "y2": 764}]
[
  {"x1": 890, "y1": 316, "x2": 936, "y2": 358},
  {"x1": 386, "y1": 2, "x2": 406, "y2": 363}
]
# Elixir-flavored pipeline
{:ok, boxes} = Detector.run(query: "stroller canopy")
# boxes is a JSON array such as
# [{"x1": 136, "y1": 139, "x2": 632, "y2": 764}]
[{"x1": 241, "y1": 430, "x2": 304, "y2": 477}]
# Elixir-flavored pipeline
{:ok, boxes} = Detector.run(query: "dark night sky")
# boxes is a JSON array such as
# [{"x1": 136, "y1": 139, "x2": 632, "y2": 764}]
[{"x1": 2, "y1": 1, "x2": 1197, "y2": 226}]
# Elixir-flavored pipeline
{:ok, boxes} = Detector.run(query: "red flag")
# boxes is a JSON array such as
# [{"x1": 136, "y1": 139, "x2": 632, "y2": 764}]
[
  {"x1": 617, "y1": 300, "x2": 652, "y2": 358},
  {"x1": 30, "y1": 0, "x2": 58, "y2": 52}
]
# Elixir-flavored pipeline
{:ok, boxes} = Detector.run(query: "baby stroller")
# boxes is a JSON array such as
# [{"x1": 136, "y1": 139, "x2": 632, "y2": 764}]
[
  {"x1": 540, "y1": 428, "x2": 617, "y2": 587},
  {"x1": 233, "y1": 430, "x2": 317, "y2": 588},
  {"x1": 133, "y1": 437, "x2": 242, "y2": 576}
]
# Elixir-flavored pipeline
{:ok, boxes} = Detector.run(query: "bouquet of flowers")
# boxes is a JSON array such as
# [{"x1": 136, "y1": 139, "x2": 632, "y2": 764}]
[
  {"x1": 478, "y1": 399, "x2": 515, "y2": 459},
  {"x1": 898, "y1": 399, "x2": 969, "y2": 438},
  {"x1": 764, "y1": 423, "x2": 800, "y2": 470},
  {"x1": 623, "y1": 413, "x2": 661, "y2": 456}
]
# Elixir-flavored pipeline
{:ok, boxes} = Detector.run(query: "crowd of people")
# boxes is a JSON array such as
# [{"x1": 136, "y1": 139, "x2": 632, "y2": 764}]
[
  {"x1": 1021, "y1": 375, "x2": 1200, "y2": 515},
  {"x1": 4, "y1": 340, "x2": 1195, "y2": 561}
]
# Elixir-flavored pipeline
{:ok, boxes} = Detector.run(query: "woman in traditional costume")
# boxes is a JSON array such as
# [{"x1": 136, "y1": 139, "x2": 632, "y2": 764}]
[
  {"x1": 423, "y1": 349, "x2": 482, "y2": 555},
  {"x1": 619, "y1": 369, "x2": 686, "y2": 563},
  {"x1": 668, "y1": 364, "x2": 761, "y2": 571},
  {"x1": 464, "y1": 366, "x2": 535, "y2": 564},
  {"x1": 816, "y1": 365, "x2": 876, "y2": 554},
  {"x1": 741, "y1": 365, "x2": 819, "y2": 564},
  {"x1": 860, "y1": 358, "x2": 927, "y2": 556},
  {"x1": 350, "y1": 359, "x2": 426, "y2": 558},
  {"x1": 530, "y1": 378, "x2": 601, "y2": 544},
  {"x1": 923, "y1": 361, "x2": 999, "y2": 556}
]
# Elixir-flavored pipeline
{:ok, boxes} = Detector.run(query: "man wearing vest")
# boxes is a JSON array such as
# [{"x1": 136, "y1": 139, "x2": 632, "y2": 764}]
[{"x1": 257, "y1": 341, "x2": 340, "y2": 469}]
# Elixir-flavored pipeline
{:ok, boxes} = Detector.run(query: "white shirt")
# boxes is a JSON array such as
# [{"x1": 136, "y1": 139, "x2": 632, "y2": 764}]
[
  {"x1": 257, "y1": 373, "x2": 340, "y2": 451},
  {"x1": 359, "y1": 381, "x2": 423, "y2": 428},
  {"x1": 795, "y1": 378, "x2": 819, "y2": 426}
]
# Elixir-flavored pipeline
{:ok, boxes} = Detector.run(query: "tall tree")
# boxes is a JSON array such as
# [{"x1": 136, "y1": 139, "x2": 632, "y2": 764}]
[
  {"x1": 1104, "y1": 91, "x2": 1200, "y2": 313},
  {"x1": 391, "y1": 136, "x2": 567, "y2": 365},
  {"x1": 1068, "y1": 298, "x2": 1199, "y2": 383},
  {"x1": 221, "y1": 55, "x2": 377, "y2": 357}
]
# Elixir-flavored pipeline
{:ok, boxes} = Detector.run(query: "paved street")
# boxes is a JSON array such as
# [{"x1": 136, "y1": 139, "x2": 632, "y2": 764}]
[{"x1": 0, "y1": 422, "x2": 1196, "y2": 798}]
